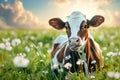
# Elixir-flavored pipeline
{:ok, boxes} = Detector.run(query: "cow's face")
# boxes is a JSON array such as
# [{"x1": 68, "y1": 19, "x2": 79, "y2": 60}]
[{"x1": 49, "y1": 11, "x2": 104, "y2": 50}]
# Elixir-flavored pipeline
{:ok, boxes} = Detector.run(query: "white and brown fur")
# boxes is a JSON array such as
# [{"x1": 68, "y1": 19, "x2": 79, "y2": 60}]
[{"x1": 49, "y1": 11, "x2": 104, "y2": 76}]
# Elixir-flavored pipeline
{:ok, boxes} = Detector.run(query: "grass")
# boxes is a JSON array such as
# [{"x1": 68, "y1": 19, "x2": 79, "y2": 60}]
[{"x1": 0, "y1": 27, "x2": 120, "y2": 80}]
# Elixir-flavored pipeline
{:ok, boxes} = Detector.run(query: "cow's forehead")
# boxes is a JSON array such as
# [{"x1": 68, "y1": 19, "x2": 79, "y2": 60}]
[
  {"x1": 67, "y1": 11, "x2": 86, "y2": 28},
  {"x1": 67, "y1": 11, "x2": 86, "y2": 19}
]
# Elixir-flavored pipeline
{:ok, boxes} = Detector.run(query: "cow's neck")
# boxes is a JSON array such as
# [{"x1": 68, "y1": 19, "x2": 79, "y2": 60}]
[
  {"x1": 84, "y1": 38, "x2": 94, "y2": 66},
  {"x1": 65, "y1": 40, "x2": 87, "y2": 61}
]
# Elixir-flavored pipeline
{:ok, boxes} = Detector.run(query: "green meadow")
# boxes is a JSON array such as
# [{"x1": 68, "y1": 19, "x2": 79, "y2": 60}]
[{"x1": 0, "y1": 27, "x2": 120, "y2": 80}]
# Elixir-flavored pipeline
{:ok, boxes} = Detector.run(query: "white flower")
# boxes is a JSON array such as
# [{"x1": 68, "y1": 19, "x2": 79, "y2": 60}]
[
  {"x1": 25, "y1": 46, "x2": 30, "y2": 52},
  {"x1": 114, "y1": 72, "x2": 120, "y2": 79},
  {"x1": 40, "y1": 59, "x2": 44, "y2": 62},
  {"x1": 99, "y1": 33, "x2": 104, "y2": 40},
  {"x1": 114, "y1": 48, "x2": 119, "y2": 52},
  {"x1": 47, "y1": 49, "x2": 52, "y2": 53},
  {"x1": 43, "y1": 54, "x2": 46, "y2": 58},
  {"x1": 11, "y1": 38, "x2": 21, "y2": 46},
  {"x1": 107, "y1": 71, "x2": 115, "y2": 78},
  {"x1": 30, "y1": 44, "x2": 34, "y2": 48},
  {"x1": 38, "y1": 42, "x2": 43, "y2": 47},
  {"x1": 2, "y1": 38, "x2": 10, "y2": 43},
  {"x1": 110, "y1": 42, "x2": 114, "y2": 46},
  {"x1": 13, "y1": 55, "x2": 29, "y2": 68},
  {"x1": 76, "y1": 59, "x2": 83, "y2": 65},
  {"x1": 107, "y1": 71, "x2": 120, "y2": 79},
  {"x1": 110, "y1": 35, "x2": 115, "y2": 40},
  {"x1": 90, "y1": 75, "x2": 95, "y2": 79},
  {"x1": 65, "y1": 76, "x2": 68, "y2": 80},
  {"x1": 52, "y1": 64, "x2": 58, "y2": 70},
  {"x1": 91, "y1": 60, "x2": 96, "y2": 64},
  {"x1": 6, "y1": 45, "x2": 12, "y2": 51},
  {"x1": 42, "y1": 70, "x2": 48, "y2": 74},
  {"x1": 5, "y1": 42, "x2": 11, "y2": 46},
  {"x1": 19, "y1": 71, "x2": 21, "y2": 74},
  {"x1": 106, "y1": 52, "x2": 113, "y2": 56},
  {"x1": 59, "y1": 68, "x2": 63, "y2": 72},
  {"x1": 19, "y1": 53, "x2": 26, "y2": 57},
  {"x1": 36, "y1": 51, "x2": 41, "y2": 56},
  {"x1": 106, "y1": 52, "x2": 118, "y2": 57},
  {"x1": 118, "y1": 52, "x2": 120, "y2": 56},
  {"x1": 0, "y1": 43, "x2": 5, "y2": 49},
  {"x1": 45, "y1": 43, "x2": 49, "y2": 48},
  {"x1": 4, "y1": 41, "x2": 12, "y2": 51},
  {"x1": 105, "y1": 57, "x2": 108, "y2": 60},
  {"x1": 30, "y1": 36, "x2": 35, "y2": 40},
  {"x1": 0, "y1": 41, "x2": 12, "y2": 51},
  {"x1": 64, "y1": 62, "x2": 72, "y2": 69},
  {"x1": 102, "y1": 47, "x2": 107, "y2": 50}
]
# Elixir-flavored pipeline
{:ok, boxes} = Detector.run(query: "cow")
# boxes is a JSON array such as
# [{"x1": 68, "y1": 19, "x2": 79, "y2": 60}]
[{"x1": 49, "y1": 11, "x2": 104, "y2": 78}]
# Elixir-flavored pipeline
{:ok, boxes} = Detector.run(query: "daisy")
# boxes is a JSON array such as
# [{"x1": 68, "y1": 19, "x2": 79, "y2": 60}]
[
  {"x1": 76, "y1": 59, "x2": 83, "y2": 65},
  {"x1": 13, "y1": 55, "x2": 29, "y2": 68},
  {"x1": 64, "y1": 62, "x2": 72, "y2": 69},
  {"x1": 11, "y1": 38, "x2": 21, "y2": 46}
]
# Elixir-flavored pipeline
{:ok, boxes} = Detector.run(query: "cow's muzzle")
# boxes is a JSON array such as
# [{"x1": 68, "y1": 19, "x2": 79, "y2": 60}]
[{"x1": 69, "y1": 37, "x2": 81, "y2": 50}]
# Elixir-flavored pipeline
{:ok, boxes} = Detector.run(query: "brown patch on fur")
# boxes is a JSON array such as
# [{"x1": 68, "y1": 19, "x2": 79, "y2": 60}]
[
  {"x1": 77, "y1": 29, "x2": 88, "y2": 40},
  {"x1": 51, "y1": 44, "x2": 70, "y2": 63},
  {"x1": 85, "y1": 38, "x2": 103, "y2": 71},
  {"x1": 51, "y1": 44, "x2": 60, "y2": 58},
  {"x1": 65, "y1": 22, "x2": 71, "y2": 37},
  {"x1": 85, "y1": 39, "x2": 94, "y2": 66},
  {"x1": 49, "y1": 18, "x2": 65, "y2": 30},
  {"x1": 57, "y1": 45, "x2": 66, "y2": 63},
  {"x1": 89, "y1": 38, "x2": 103, "y2": 68},
  {"x1": 51, "y1": 35, "x2": 102, "y2": 73}
]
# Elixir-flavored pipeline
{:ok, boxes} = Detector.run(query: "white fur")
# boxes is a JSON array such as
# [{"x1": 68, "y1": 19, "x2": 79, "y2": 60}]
[
  {"x1": 52, "y1": 44, "x2": 65, "y2": 69},
  {"x1": 52, "y1": 38, "x2": 68, "y2": 70},
  {"x1": 67, "y1": 11, "x2": 86, "y2": 38},
  {"x1": 52, "y1": 35, "x2": 69, "y2": 70},
  {"x1": 53, "y1": 35, "x2": 68, "y2": 48},
  {"x1": 88, "y1": 33, "x2": 102, "y2": 54}
]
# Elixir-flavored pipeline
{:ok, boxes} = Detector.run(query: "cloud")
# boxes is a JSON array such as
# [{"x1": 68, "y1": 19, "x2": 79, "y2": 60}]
[
  {"x1": 53, "y1": 0, "x2": 70, "y2": 7},
  {"x1": 104, "y1": 10, "x2": 120, "y2": 27},
  {"x1": 93, "y1": 0, "x2": 120, "y2": 27},
  {"x1": 0, "y1": 0, "x2": 42, "y2": 29},
  {"x1": 52, "y1": 0, "x2": 120, "y2": 27},
  {"x1": 4, "y1": 0, "x2": 8, "y2": 2},
  {"x1": 0, "y1": 19, "x2": 11, "y2": 29}
]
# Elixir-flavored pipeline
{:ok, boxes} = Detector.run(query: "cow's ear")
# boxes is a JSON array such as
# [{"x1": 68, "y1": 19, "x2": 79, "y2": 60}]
[
  {"x1": 49, "y1": 18, "x2": 65, "y2": 30},
  {"x1": 88, "y1": 15, "x2": 104, "y2": 27}
]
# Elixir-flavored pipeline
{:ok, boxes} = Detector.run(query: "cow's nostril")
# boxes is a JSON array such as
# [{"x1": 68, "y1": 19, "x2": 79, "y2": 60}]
[
  {"x1": 69, "y1": 37, "x2": 80, "y2": 43},
  {"x1": 76, "y1": 38, "x2": 79, "y2": 42},
  {"x1": 69, "y1": 39, "x2": 71, "y2": 43}
]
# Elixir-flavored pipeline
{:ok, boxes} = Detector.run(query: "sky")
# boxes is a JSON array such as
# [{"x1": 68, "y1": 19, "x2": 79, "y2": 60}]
[{"x1": 0, "y1": 0, "x2": 120, "y2": 29}]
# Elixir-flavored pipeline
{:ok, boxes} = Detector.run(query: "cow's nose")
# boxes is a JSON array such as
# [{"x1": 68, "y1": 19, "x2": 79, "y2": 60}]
[{"x1": 69, "y1": 37, "x2": 80, "y2": 43}]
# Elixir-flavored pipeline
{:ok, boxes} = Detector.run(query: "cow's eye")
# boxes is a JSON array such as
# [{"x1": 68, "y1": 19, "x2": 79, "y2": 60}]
[
  {"x1": 83, "y1": 24, "x2": 88, "y2": 29},
  {"x1": 81, "y1": 21, "x2": 89, "y2": 29}
]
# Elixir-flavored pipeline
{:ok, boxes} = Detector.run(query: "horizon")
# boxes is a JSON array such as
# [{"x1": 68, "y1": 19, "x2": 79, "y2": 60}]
[{"x1": 0, "y1": 0, "x2": 120, "y2": 29}]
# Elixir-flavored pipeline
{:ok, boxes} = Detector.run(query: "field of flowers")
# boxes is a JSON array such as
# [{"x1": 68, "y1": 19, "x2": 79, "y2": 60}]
[{"x1": 0, "y1": 27, "x2": 120, "y2": 80}]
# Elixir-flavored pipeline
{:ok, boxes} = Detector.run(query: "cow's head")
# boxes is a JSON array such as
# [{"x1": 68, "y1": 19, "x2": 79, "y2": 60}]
[{"x1": 49, "y1": 11, "x2": 104, "y2": 51}]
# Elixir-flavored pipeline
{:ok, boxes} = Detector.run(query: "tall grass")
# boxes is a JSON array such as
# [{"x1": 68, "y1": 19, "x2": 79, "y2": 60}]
[{"x1": 0, "y1": 27, "x2": 120, "y2": 80}]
